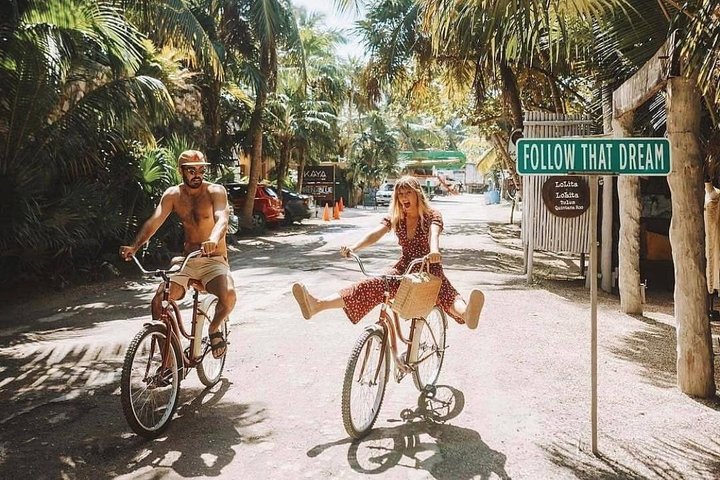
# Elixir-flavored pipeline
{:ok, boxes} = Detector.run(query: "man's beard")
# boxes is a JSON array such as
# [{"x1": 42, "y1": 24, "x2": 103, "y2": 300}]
[{"x1": 183, "y1": 177, "x2": 202, "y2": 189}]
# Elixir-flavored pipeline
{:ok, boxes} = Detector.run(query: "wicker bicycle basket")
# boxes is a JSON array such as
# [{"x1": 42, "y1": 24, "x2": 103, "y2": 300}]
[{"x1": 391, "y1": 262, "x2": 441, "y2": 319}]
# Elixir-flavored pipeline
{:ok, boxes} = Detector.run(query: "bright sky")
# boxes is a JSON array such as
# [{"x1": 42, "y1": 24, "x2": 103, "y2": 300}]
[{"x1": 291, "y1": 0, "x2": 366, "y2": 60}]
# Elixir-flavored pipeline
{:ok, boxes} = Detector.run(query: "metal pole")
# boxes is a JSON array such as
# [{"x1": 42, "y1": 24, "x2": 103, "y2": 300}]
[{"x1": 590, "y1": 176, "x2": 599, "y2": 455}]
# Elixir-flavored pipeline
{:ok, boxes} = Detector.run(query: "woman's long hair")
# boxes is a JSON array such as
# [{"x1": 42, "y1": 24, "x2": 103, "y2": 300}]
[{"x1": 388, "y1": 175, "x2": 433, "y2": 230}]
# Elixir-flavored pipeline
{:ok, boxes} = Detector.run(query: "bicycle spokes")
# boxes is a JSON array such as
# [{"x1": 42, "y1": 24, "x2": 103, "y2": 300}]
[{"x1": 342, "y1": 328, "x2": 389, "y2": 438}]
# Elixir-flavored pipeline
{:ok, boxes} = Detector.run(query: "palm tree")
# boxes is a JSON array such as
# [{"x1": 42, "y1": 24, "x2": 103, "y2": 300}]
[
  {"x1": 349, "y1": 112, "x2": 400, "y2": 185},
  {"x1": 265, "y1": 91, "x2": 336, "y2": 197},
  {"x1": 238, "y1": 0, "x2": 305, "y2": 229},
  {"x1": 0, "y1": 1, "x2": 175, "y2": 283}
]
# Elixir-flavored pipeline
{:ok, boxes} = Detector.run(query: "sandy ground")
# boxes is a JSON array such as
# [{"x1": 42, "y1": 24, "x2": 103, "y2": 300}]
[{"x1": 0, "y1": 194, "x2": 719, "y2": 480}]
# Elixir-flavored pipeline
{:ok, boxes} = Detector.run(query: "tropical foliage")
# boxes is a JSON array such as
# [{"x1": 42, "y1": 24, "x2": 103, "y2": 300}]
[{"x1": 1, "y1": 0, "x2": 719, "y2": 288}]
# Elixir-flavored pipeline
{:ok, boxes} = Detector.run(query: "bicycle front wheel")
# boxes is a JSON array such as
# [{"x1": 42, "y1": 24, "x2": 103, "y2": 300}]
[
  {"x1": 342, "y1": 327, "x2": 389, "y2": 439},
  {"x1": 196, "y1": 298, "x2": 228, "y2": 387},
  {"x1": 120, "y1": 324, "x2": 182, "y2": 438},
  {"x1": 411, "y1": 307, "x2": 447, "y2": 391}
]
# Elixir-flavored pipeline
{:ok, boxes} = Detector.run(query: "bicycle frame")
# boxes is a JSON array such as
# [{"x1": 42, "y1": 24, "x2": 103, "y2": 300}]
[
  {"x1": 349, "y1": 254, "x2": 442, "y2": 383},
  {"x1": 132, "y1": 251, "x2": 214, "y2": 376}
]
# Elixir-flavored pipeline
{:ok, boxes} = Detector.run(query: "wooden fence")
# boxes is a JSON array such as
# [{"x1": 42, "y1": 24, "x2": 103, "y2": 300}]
[{"x1": 521, "y1": 112, "x2": 595, "y2": 269}]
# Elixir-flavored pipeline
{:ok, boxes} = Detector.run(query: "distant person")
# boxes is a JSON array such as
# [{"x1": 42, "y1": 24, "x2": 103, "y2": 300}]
[
  {"x1": 291, "y1": 175, "x2": 484, "y2": 328},
  {"x1": 120, "y1": 150, "x2": 235, "y2": 358}
]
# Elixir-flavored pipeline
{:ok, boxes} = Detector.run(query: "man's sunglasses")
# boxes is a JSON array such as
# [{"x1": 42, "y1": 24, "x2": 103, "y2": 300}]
[{"x1": 182, "y1": 166, "x2": 207, "y2": 176}]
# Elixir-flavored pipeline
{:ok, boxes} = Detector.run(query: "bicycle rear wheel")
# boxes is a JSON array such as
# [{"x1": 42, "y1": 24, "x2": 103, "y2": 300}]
[
  {"x1": 120, "y1": 324, "x2": 182, "y2": 438},
  {"x1": 196, "y1": 298, "x2": 228, "y2": 387},
  {"x1": 342, "y1": 326, "x2": 389, "y2": 439},
  {"x1": 411, "y1": 307, "x2": 447, "y2": 391}
]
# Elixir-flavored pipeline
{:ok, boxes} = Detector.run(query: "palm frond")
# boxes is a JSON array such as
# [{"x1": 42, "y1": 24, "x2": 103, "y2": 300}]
[{"x1": 120, "y1": 0, "x2": 224, "y2": 79}]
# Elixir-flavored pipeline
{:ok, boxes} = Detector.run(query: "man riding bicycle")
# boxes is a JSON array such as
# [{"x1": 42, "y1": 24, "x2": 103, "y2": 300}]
[{"x1": 120, "y1": 150, "x2": 235, "y2": 359}]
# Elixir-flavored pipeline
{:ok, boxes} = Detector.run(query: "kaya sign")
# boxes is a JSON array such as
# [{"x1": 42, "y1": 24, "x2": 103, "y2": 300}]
[
  {"x1": 516, "y1": 138, "x2": 671, "y2": 175},
  {"x1": 302, "y1": 165, "x2": 335, "y2": 206}
]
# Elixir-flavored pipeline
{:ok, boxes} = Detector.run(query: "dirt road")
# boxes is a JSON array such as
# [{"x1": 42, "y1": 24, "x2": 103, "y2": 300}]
[{"x1": 1, "y1": 195, "x2": 718, "y2": 479}]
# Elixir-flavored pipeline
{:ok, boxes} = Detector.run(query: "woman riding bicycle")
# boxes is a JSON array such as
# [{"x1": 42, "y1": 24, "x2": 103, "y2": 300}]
[{"x1": 292, "y1": 175, "x2": 484, "y2": 328}]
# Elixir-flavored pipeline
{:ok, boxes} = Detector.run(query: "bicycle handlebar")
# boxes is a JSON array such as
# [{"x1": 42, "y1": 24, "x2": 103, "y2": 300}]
[
  {"x1": 348, "y1": 252, "x2": 428, "y2": 279},
  {"x1": 130, "y1": 249, "x2": 203, "y2": 277}
]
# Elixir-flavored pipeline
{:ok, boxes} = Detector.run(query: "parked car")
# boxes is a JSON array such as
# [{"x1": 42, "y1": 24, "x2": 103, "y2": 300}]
[
  {"x1": 375, "y1": 183, "x2": 394, "y2": 206},
  {"x1": 281, "y1": 189, "x2": 314, "y2": 224},
  {"x1": 224, "y1": 182, "x2": 285, "y2": 231}
]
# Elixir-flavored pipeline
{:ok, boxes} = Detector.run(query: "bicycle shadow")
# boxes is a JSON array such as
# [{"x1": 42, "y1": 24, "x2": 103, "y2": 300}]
[
  {"x1": 307, "y1": 386, "x2": 511, "y2": 479},
  {"x1": 0, "y1": 377, "x2": 268, "y2": 479},
  {"x1": 111, "y1": 378, "x2": 268, "y2": 477}
]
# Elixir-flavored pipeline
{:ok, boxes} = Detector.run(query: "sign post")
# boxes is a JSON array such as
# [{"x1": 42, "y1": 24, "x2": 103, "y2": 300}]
[{"x1": 517, "y1": 137, "x2": 671, "y2": 455}]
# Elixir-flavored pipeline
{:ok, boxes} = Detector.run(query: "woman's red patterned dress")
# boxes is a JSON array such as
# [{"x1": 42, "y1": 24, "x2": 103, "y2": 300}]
[{"x1": 340, "y1": 209, "x2": 464, "y2": 324}]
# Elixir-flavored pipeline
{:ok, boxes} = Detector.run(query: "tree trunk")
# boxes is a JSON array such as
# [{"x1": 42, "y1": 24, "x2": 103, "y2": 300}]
[
  {"x1": 202, "y1": 77, "x2": 222, "y2": 163},
  {"x1": 297, "y1": 147, "x2": 306, "y2": 192},
  {"x1": 276, "y1": 138, "x2": 291, "y2": 200},
  {"x1": 548, "y1": 77, "x2": 564, "y2": 114},
  {"x1": 242, "y1": 44, "x2": 273, "y2": 229},
  {"x1": 613, "y1": 113, "x2": 643, "y2": 314},
  {"x1": 666, "y1": 75, "x2": 716, "y2": 397},
  {"x1": 499, "y1": 61, "x2": 524, "y2": 131},
  {"x1": 243, "y1": 83, "x2": 266, "y2": 229},
  {"x1": 490, "y1": 132, "x2": 520, "y2": 196}
]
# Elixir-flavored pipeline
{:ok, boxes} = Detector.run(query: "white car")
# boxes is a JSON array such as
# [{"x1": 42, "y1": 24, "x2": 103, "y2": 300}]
[{"x1": 375, "y1": 183, "x2": 394, "y2": 206}]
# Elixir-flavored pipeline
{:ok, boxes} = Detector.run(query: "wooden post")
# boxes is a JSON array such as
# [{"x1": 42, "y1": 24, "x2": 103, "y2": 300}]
[
  {"x1": 613, "y1": 113, "x2": 643, "y2": 314},
  {"x1": 527, "y1": 194, "x2": 535, "y2": 284},
  {"x1": 666, "y1": 75, "x2": 716, "y2": 397},
  {"x1": 601, "y1": 84, "x2": 614, "y2": 293}
]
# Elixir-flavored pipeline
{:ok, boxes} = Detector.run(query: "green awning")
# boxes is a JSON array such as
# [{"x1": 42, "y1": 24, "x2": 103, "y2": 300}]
[{"x1": 398, "y1": 150, "x2": 467, "y2": 170}]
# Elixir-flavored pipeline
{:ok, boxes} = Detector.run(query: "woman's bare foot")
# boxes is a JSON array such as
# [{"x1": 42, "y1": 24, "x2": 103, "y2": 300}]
[
  {"x1": 464, "y1": 290, "x2": 485, "y2": 329},
  {"x1": 292, "y1": 283, "x2": 314, "y2": 320}
]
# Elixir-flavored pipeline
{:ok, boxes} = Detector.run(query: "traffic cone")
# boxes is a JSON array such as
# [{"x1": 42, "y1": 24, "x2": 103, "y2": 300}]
[
  {"x1": 333, "y1": 202, "x2": 340, "y2": 220},
  {"x1": 339, "y1": 197, "x2": 345, "y2": 212},
  {"x1": 322, "y1": 204, "x2": 330, "y2": 221}
]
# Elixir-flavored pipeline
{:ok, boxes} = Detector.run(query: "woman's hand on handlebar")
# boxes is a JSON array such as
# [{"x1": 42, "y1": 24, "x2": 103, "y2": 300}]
[
  {"x1": 340, "y1": 246, "x2": 354, "y2": 258},
  {"x1": 426, "y1": 252, "x2": 442, "y2": 264},
  {"x1": 119, "y1": 245, "x2": 137, "y2": 261}
]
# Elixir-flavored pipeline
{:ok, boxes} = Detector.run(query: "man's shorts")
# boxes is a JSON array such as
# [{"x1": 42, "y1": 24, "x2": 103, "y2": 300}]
[{"x1": 170, "y1": 256, "x2": 230, "y2": 292}]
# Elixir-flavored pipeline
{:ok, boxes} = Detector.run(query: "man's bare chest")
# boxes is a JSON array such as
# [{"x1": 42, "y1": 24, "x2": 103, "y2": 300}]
[{"x1": 176, "y1": 194, "x2": 214, "y2": 226}]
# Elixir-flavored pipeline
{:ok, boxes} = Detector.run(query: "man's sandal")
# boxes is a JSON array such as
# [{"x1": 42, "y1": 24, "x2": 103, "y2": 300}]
[{"x1": 209, "y1": 331, "x2": 227, "y2": 359}]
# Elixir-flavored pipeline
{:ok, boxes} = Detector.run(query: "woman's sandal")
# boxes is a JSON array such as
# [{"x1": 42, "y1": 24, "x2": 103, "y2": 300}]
[
  {"x1": 209, "y1": 331, "x2": 227, "y2": 359},
  {"x1": 292, "y1": 283, "x2": 312, "y2": 320},
  {"x1": 464, "y1": 290, "x2": 485, "y2": 330}
]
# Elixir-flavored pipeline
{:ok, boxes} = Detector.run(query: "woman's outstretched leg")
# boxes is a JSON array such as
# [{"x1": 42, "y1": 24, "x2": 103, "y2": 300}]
[
  {"x1": 292, "y1": 283, "x2": 345, "y2": 319},
  {"x1": 449, "y1": 289, "x2": 485, "y2": 329}
]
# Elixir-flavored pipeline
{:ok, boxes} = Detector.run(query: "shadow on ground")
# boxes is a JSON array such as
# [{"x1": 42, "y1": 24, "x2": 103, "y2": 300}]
[
  {"x1": 0, "y1": 378, "x2": 266, "y2": 479},
  {"x1": 307, "y1": 386, "x2": 510, "y2": 479},
  {"x1": 543, "y1": 432, "x2": 720, "y2": 479}
]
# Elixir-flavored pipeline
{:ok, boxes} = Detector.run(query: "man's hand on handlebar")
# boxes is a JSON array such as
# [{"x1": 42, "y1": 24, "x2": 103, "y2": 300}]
[
  {"x1": 340, "y1": 246, "x2": 354, "y2": 258},
  {"x1": 119, "y1": 245, "x2": 137, "y2": 261},
  {"x1": 201, "y1": 240, "x2": 217, "y2": 256},
  {"x1": 426, "y1": 252, "x2": 442, "y2": 264}
]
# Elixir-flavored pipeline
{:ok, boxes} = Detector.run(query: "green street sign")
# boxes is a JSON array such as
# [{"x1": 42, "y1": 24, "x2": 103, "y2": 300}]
[{"x1": 516, "y1": 138, "x2": 671, "y2": 176}]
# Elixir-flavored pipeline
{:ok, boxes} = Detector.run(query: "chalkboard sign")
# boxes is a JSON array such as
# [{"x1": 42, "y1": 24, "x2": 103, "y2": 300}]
[
  {"x1": 303, "y1": 165, "x2": 335, "y2": 206},
  {"x1": 541, "y1": 176, "x2": 590, "y2": 217}
]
